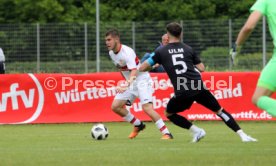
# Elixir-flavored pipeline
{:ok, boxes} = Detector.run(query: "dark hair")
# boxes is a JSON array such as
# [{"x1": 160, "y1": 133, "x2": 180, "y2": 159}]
[
  {"x1": 105, "y1": 28, "x2": 120, "y2": 38},
  {"x1": 166, "y1": 22, "x2": 182, "y2": 38}
]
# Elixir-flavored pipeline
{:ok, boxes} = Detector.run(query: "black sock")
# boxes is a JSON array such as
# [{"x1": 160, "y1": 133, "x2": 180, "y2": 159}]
[
  {"x1": 167, "y1": 114, "x2": 192, "y2": 129},
  {"x1": 217, "y1": 109, "x2": 241, "y2": 132}
]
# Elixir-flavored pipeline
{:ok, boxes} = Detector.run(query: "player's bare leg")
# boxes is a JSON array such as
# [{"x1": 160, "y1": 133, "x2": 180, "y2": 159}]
[
  {"x1": 111, "y1": 99, "x2": 145, "y2": 139},
  {"x1": 111, "y1": 100, "x2": 129, "y2": 116},
  {"x1": 252, "y1": 86, "x2": 276, "y2": 116},
  {"x1": 142, "y1": 103, "x2": 173, "y2": 139}
]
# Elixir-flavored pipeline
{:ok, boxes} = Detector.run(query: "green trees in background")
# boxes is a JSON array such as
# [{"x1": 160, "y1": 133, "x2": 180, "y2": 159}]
[
  {"x1": 1, "y1": 0, "x2": 267, "y2": 73},
  {"x1": 0, "y1": 0, "x2": 96, "y2": 23},
  {"x1": 0, "y1": 0, "x2": 255, "y2": 23}
]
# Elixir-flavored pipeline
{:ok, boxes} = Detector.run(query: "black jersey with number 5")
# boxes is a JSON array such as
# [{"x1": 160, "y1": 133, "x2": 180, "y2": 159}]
[{"x1": 152, "y1": 42, "x2": 204, "y2": 97}]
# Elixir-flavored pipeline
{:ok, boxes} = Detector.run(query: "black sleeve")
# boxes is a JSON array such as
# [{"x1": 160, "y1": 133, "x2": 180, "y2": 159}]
[
  {"x1": 152, "y1": 50, "x2": 161, "y2": 64},
  {"x1": 192, "y1": 49, "x2": 201, "y2": 65}
]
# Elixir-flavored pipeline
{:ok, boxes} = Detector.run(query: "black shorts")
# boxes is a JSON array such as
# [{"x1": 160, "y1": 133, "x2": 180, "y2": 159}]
[
  {"x1": 0, "y1": 62, "x2": 5, "y2": 74},
  {"x1": 167, "y1": 89, "x2": 221, "y2": 113}
]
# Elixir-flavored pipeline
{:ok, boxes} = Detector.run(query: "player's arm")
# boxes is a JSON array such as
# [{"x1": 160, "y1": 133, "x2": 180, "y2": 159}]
[
  {"x1": 117, "y1": 48, "x2": 139, "y2": 93},
  {"x1": 152, "y1": 63, "x2": 160, "y2": 69},
  {"x1": 139, "y1": 52, "x2": 158, "y2": 72},
  {"x1": 124, "y1": 48, "x2": 139, "y2": 84},
  {"x1": 192, "y1": 49, "x2": 204, "y2": 72},
  {"x1": 117, "y1": 69, "x2": 137, "y2": 93},
  {"x1": 195, "y1": 63, "x2": 205, "y2": 72},
  {"x1": 139, "y1": 58, "x2": 155, "y2": 72},
  {"x1": 235, "y1": 11, "x2": 263, "y2": 47},
  {"x1": 230, "y1": 11, "x2": 263, "y2": 63},
  {"x1": 127, "y1": 69, "x2": 137, "y2": 85},
  {"x1": 143, "y1": 53, "x2": 160, "y2": 69}
]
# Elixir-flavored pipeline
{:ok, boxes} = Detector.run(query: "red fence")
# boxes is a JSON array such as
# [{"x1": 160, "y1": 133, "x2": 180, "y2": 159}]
[{"x1": 0, "y1": 72, "x2": 275, "y2": 124}]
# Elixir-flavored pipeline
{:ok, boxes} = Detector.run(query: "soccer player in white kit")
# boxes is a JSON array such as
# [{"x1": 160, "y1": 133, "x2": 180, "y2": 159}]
[{"x1": 105, "y1": 29, "x2": 173, "y2": 139}]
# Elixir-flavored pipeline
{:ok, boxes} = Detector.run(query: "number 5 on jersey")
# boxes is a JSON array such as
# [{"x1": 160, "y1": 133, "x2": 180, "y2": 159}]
[{"x1": 172, "y1": 54, "x2": 187, "y2": 74}]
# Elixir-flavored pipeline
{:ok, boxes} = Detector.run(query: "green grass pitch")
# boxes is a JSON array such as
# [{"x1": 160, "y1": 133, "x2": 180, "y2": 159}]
[{"x1": 0, "y1": 121, "x2": 276, "y2": 166}]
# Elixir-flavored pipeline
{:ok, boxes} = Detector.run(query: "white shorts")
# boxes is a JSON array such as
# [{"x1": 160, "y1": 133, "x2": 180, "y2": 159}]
[{"x1": 114, "y1": 78, "x2": 154, "y2": 105}]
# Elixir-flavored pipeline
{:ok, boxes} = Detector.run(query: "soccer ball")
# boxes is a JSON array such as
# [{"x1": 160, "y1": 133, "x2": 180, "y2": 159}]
[{"x1": 91, "y1": 123, "x2": 109, "y2": 140}]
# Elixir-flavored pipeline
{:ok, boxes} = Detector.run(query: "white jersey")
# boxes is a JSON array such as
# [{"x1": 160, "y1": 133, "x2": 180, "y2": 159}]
[
  {"x1": 109, "y1": 44, "x2": 153, "y2": 105},
  {"x1": 0, "y1": 48, "x2": 5, "y2": 62},
  {"x1": 109, "y1": 44, "x2": 150, "y2": 81}
]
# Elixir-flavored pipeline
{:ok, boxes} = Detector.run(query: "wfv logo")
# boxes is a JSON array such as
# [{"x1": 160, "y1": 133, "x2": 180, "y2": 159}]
[
  {"x1": 0, "y1": 83, "x2": 35, "y2": 112},
  {"x1": 0, "y1": 74, "x2": 44, "y2": 124}
]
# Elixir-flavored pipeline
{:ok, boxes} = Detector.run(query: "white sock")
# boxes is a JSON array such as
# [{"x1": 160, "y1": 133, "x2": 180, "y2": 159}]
[
  {"x1": 236, "y1": 129, "x2": 246, "y2": 137},
  {"x1": 189, "y1": 125, "x2": 201, "y2": 134},
  {"x1": 123, "y1": 112, "x2": 141, "y2": 126},
  {"x1": 155, "y1": 119, "x2": 170, "y2": 135}
]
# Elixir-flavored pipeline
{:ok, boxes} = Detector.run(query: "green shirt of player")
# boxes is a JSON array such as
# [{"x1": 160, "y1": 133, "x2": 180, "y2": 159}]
[{"x1": 250, "y1": 0, "x2": 276, "y2": 55}]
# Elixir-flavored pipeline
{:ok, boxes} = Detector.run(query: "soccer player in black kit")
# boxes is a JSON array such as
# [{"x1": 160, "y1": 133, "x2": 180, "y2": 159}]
[{"x1": 139, "y1": 22, "x2": 257, "y2": 143}]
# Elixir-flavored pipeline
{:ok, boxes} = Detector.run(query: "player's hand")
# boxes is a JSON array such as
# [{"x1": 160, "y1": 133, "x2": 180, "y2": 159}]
[
  {"x1": 152, "y1": 64, "x2": 160, "y2": 69},
  {"x1": 230, "y1": 44, "x2": 240, "y2": 65},
  {"x1": 116, "y1": 83, "x2": 129, "y2": 93},
  {"x1": 116, "y1": 85, "x2": 127, "y2": 93}
]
